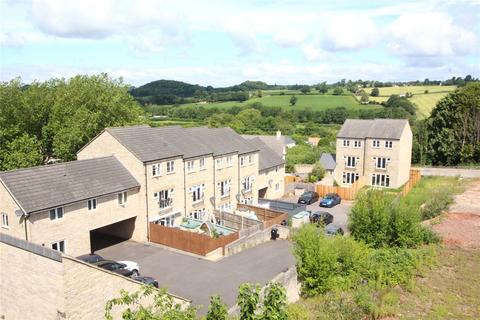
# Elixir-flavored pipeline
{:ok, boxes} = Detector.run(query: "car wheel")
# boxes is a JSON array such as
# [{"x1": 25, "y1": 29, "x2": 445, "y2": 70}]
[{"x1": 132, "y1": 270, "x2": 139, "y2": 277}]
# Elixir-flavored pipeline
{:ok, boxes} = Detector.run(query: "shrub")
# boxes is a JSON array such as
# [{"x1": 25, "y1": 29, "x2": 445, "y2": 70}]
[
  {"x1": 261, "y1": 282, "x2": 288, "y2": 320},
  {"x1": 310, "y1": 162, "x2": 326, "y2": 181},
  {"x1": 237, "y1": 283, "x2": 260, "y2": 320},
  {"x1": 421, "y1": 187, "x2": 454, "y2": 219},
  {"x1": 207, "y1": 295, "x2": 228, "y2": 320}
]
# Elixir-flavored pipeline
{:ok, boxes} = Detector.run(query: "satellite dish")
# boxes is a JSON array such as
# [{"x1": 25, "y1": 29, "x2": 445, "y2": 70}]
[{"x1": 14, "y1": 209, "x2": 24, "y2": 217}]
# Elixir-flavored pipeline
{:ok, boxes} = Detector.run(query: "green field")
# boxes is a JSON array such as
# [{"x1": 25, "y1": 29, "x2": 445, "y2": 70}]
[
  {"x1": 410, "y1": 92, "x2": 450, "y2": 117},
  {"x1": 363, "y1": 85, "x2": 456, "y2": 96}
]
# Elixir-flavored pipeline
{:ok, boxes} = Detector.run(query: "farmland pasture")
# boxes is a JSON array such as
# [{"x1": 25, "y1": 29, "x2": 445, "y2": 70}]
[{"x1": 363, "y1": 85, "x2": 456, "y2": 96}]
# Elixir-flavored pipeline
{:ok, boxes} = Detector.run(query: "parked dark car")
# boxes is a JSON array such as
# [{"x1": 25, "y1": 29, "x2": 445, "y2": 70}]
[
  {"x1": 132, "y1": 276, "x2": 159, "y2": 288},
  {"x1": 297, "y1": 191, "x2": 319, "y2": 204},
  {"x1": 76, "y1": 254, "x2": 104, "y2": 264},
  {"x1": 310, "y1": 211, "x2": 334, "y2": 225},
  {"x1": 93, "y1": 260, "x2": 135, "y2": 277},
  {"x1": 319, "y1": 193, "x2": 341, "y2": 208},
  {"x1": 325, "y1": 224, "x2": 344, "y2": 236}
]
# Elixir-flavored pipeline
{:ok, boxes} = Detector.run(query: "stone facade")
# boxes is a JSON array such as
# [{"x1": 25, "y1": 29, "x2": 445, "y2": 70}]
[
  {"x1": 0, "y1": 234, "x2": 189, "y2": 320},
  {"x1": 334, "y1": 122, "x2": 412, "y2": 188}
]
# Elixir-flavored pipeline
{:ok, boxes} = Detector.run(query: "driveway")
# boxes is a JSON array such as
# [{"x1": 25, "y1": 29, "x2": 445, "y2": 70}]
[
  {"x1": 414, "y1": 167, "x2": 480, "y2": 178},
  {"x1": 96, "y1": 240, "x2": 295, "y2": 314},
  {"x1": 282, "y1": 196, "x2": 353, "y2": 231}
]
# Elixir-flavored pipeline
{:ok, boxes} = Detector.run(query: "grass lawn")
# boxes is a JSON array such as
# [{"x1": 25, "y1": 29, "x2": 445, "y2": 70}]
[
  {"x1": 410, "y1": 92, "x2": 450, "y2": 118},
  {"x1": 400, "y1": 176, "x2": 464, "y2": 208}
]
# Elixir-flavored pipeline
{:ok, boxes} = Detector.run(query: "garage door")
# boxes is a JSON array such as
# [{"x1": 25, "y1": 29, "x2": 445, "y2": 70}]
[{"x1": 90, "y1": 217, "x2": 136, "y2": 252}]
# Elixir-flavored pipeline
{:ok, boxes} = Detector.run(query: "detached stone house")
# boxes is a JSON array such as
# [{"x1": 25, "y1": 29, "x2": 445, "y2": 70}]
[
  {"x1": 333, "y1": 119, "x2": 412, "y2": 188},
  {"x1": 0, "y1": 125, "x2": 285, "y2": 256}
]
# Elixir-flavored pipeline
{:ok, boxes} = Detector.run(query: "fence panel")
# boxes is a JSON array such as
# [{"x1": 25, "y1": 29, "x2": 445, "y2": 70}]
[
  {"x1": 315, "y1": 176, "x2": 366, "y2": 200},
  {"x1": 149, "y1": 223, "x2": 239, "y2": 256},
  {"x1": 401, "y1": 169, "x2": 421, "y2": 196}
]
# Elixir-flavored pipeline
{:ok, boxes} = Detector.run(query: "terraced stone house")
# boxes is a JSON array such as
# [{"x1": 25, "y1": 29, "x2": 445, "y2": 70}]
[
  {"x1": 0, "y1": 125, "x2": 285, "y2": 256},
  {"x1": 333, "y1": 119, "x2": 412, "y2": 188}
]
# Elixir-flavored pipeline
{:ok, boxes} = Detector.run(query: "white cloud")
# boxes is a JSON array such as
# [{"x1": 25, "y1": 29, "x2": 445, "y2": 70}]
[
  {"x1": 302, "y1": 41, "x2": 329, "y2": 61},
  {"x1": 321, "y1": 14, "x2": 378, "y2": 51},
  {"x1": 273, "y1": 29, "x2": 307, "y2": 47},
  {"x1": 387, "y1": 12, "x2": 478, "y2": 56}
]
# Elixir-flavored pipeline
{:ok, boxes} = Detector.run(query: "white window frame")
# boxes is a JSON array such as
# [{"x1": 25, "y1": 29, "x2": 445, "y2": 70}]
[
  {"x1": 118, "y1": 191, "x2": 128, "y2": 206},
  {"x1": 51, "y1": 240, "x2": 65, "y2": 253},
  {"x1": 155, "y1": 189, "x2": 174, "y2": 209},
  {"x1": 374, "y1": 157, "x2": 390, "y2": 169},
  {"x1": 353, "y1": 140, "x2": 362, "y2": 148},
  {"x1": 372, "y1": 140, "x2": 380, "y2": 148},
  {"x1": 218, "y1": 179, "x2": 231, "y2": 197},
  {"x1": 216, "y1": 158, "x2": 223, "y2": 170},
  {"x1": 242, "y1": 176, "x2": 254, "y2": 192},
  {"x1": 218, "y1": 202, "x2": 232, "y2": 213},
  {"x1": 191, "y1": 184, "x2": 205, "y2": 203},
  {"x1": 189, "y1": 208, "x2": 206, "y2": 220},
  {"x1": 49, "y1": 207, "x2": 63, "y2": 221},
  {"x1": 199, "y1": 158, "x2": 206, "y2": 170},
  {"x1": 187, "y1": 160, "x2": 194, "y2": 172},
  {"x1": 1, "y1": 213, "x2": 9, "y2": 228},
  {"x1": 241, "y1": 197, "x2": 253, "y2": 205},
  {"x1": 248, "y1": 154, "x2": 253, "y2": 164},
  {"x1": 240, "y1": 156, "x2": 245, "y2": 166},
  {"x1": 152, "y1": 163, "x2": 161, "y2": 177},
  {"x1": 372, "y1": 174, "x2": 390, "y2": 187},
  {"x1": 226, "y1": 156, "x2": 233, "y2": 167},
  {"x1": 275, "y1": 183, "x2": 280, "y2": 192},
  {"x1": 385, "y1": 140, "x2": 393, "y2": 149},
  {"x1": 342, "y1": 172, "x2": 360, "y2": 184},
  {"x1": 87, "y1": 198, "x2": 97, "y2": 211},
  {"x1": 166, "y1": 161, "x2": 175, "y2": 174},
  {"x1": 345, "y1": 156, "x2": 359, "y2": 168},
  {"x1": 343, "y1": 139, "x2": 350, "y2": 147},
  {"x1": 157, "y1": 212, "x2": 177, "y2": 227}
]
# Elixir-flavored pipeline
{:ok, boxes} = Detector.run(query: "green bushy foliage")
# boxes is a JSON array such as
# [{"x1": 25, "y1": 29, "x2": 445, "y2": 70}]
[{"x1": 206, "y1": 295, "x2": 228, "y2": 320}]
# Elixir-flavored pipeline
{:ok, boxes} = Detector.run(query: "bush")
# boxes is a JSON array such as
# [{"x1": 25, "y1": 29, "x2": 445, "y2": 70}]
[
  {"x1": 207, "y1": 295, "x2": 228, "y2": 320},
  {"x1": 349, "y1": 190, "x2": 434, "y2": 248},
  {"x1": 310, "y1": 162, "x2": 326, "y2": 181},
  {"x1": 421, "y1": 187, "x2": 454, "y2": 219}
]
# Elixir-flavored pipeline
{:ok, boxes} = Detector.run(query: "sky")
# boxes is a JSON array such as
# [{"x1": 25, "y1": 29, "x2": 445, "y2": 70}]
[{"x1": 0, "y1": 0, "x2": 479, "y2": 87}]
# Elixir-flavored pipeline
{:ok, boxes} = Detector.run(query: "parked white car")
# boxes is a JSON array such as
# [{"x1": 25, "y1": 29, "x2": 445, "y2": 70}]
[{"x1": 118, "y1": 260, "x2": 140, "y2": 276}]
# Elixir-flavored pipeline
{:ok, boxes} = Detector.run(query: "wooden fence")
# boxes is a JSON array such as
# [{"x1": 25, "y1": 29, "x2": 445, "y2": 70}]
[
  {"x1": 149, "y1": 223, "x2": 239, "y2": 256},
  {"x1": 315, "y1": 176, "x2": 366, "y2": 200},
  {"x1": 401, "y1": 169, "x2": 421, "y2": 196},
  {"x1": 236, "y1": 204, "x2": 288, "y2": 229}
]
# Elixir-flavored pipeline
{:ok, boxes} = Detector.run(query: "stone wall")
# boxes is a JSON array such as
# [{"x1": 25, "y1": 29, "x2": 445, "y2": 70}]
[{"x1": 225, "y1": 225, "x2": 289, "y2": 256}]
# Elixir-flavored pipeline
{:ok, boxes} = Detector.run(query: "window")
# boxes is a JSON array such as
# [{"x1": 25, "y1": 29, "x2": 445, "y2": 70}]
[
  {"x1": 189, "y1": 208, "x2": 206, "y2": 220},
  {"x1": 190, "y1": 184, "x2": 205, "y2": 203},
  {"x1": 248, "y1": 154, "x2": 253, "y2": 164},
  {"x1": 226, "y1": 156, "x2": 233, "y2": 167},
  {"x1": 342, "y1": 172, "x2": 359, "y2": 184},
  {"x1": 1, "y1": 213, "x2": 8, "y2": 228},
  {"x1": 242, "y1": 176, "x2": 254, "y2": 192},
  {"x1": 240, "y1": 156, "x2": 245, "y2": 166},
  {"x1": 218, "y1": 179, "x2": 231, "y2": 197},
  {"x1": 118, "y1": 192, "x2": 127, "y2": 206},
  {"x1": 156, "y1": 213, "x2": 177, "y2": 227},
  {"x1": 353, "y1": 140, "x2": 362, "y2": 148},
  {"x1": 372, "y1": 140, "x2": 380, "y2": 148},
  {"x1": 199, "y1": 158, "x2": 206, "y2": 170},
  {"x1": 372, "y1": 174, "x2": 390, "y2": 187},
  {"x1": 49, "y1": 207, "x2": 63, "y2": 220},
  {"x1": 345, "y1": 156, "x2": 359, "y2": 168},
  {"x1": 166, "y1": 161, "x2": 175, "y2": 173},
  {"x1": 218, "y1": 202, "x2": 232, "y2": 212},
  {"x1": 241, "y1": 197, "x2": 253, "y2": 205},
  {"x1": 87, "y1": 198, "x2": 97, "y2": 211},
  {"x1": 275, "y1": 183, "x2": 280, "y2": 192},
  {"x1": 216, "y1": 158, "x2": 223, "y2": 170},
  {"x1": 343, "y1": 139, "x2": 350, "y2": 147},
  {"x1": 51, "y1": 240, "x2": 65, "y2": 253},
  {"x1": 187, "y1": 160, "x2": 194, "y2": 172},
  {"x1": 154, "y1": 189, "x2": 174, "y2": 209},
  {"x1": 374, "y1": 157, "x2": 390, "y2": 169},
  {"x1": 385, "y1": 140, "x2": 393, "y2": 149},
  {"x1": 152, "y1": 163, "x2": 161, "y2": 177}
]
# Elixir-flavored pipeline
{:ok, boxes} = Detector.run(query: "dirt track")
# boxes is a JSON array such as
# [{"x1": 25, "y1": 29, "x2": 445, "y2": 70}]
[{"x1": 427, "y1": 180, "x2": 480, "y2": 248}]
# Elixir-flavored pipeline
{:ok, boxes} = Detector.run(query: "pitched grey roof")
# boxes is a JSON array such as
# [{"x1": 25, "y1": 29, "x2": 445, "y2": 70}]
[
  {"x1": 106, "y1": 125, "x2": 258, "y2": 162},
  {"x1": 337, "y1": 119, "x2": 409, "y2": 139},
  {"x1": 248, "y1": 138, "x2": 285, "y2": 171},
  {"x1": 241, "y1": 134, "x2": 295, "y2": 158},
  {"x1": 0, "y1": 156, "x2": 140, "y2": 214},
  {"x1": 319, "y1": 153, "x2": 336, "y2": 171}
]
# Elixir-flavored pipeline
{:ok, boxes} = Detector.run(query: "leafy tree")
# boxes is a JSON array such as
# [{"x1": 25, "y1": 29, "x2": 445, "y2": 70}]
[
  {"x1": 237, "y1": 283, "x2": 260, "y2": 320},
  {"x1": 261, "y1": 282, "x2": 288, "y2": 320},
  {"x1": 332, "y1": 87, "x2": 343, "y2": 95},
  {"x1": 290, "y1": 95, "x2": 298, "y2": 106},
  {"x1": 360, "y1": 92, "x2": 369, "y2": 104},
  {"x1": 384, "y1": 95, "x2": 416, "y2": 115},
  {"x1": 300, "y1": 86, "x2": 311, "y2": 94},
  {"x1": 309, "y1": 162, "x2": 326, "y2": 182},
  {"x1": 370, "y1": 87, "x2": 379, "y2": 97},
  {"x1": 316, "y1": 82, "x2": 328, "y2": 94},
  {"x1": 426, "y1": 83, "x2": 480, "y2": 165},
  {"x1": 206, "y1": 295, "x2": 228, "y2": 320},
  {"x1": 0, "y1": 131, "x2": 43, "y2": 170},
  {"x1": 105, "y1": 286, "x2": 197, "y2": 320}
]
